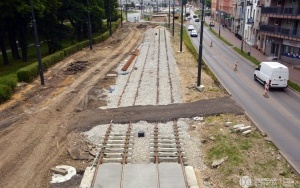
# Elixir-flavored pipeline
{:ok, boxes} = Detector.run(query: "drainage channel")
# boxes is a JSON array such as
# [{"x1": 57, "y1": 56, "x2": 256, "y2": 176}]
[{"x1": 83, "y1": 121, "x2": 190, "y2": 188}]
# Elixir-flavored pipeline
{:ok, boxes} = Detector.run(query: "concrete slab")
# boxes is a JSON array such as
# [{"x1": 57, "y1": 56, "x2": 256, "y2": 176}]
[
  {"x1": 158, "y1": 163, "x2": 186, "y2": 188},
  {"x1": 93, "y1": 163, "x2": 122, "y2": 188},
  {"x1": 123, "y1": 164, "x2": 158, "y2": 188}
]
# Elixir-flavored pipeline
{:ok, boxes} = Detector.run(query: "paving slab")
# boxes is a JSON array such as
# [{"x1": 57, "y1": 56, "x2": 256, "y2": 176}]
[
  {"x1": 93, "y1": 163, "x2": 122, "y2": 188},
  {"x1": 123, "y1": 164, "x2": 158, "y2": 188},
  {"x1": 158, "y1": 163, "x2": 186, "y2": 188}
]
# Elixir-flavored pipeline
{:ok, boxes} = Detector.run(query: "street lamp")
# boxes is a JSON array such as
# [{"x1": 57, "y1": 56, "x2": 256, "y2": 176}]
[
  {"x1": 241, "y1": 0, "x2": 246, "y2": 52},
  {"x1": 197, "y1": 0, "x2": 205, "y2": 87},
  {"x1": 29, "y1": 0, "x2": 44, "y2": 85},
  {"x1": 126, "y1": 0, "x2": 128, "y2": 21},
  {"x1": 109, "y1": 0, "x2": 112, "y2": 36},
  {"x1": 87, "y1": 0, "x2": 92, "y2": 50},
  {"x1": 168, "y1": 0, "x2": 170, "y2": 28},
  {"x1": 180, "y1": 0, "x2": 184, "y2": 52},
  {"x1": 172, "y1": 1, "x2": 175, "y2": 36},
  {"x1": 120, "y1": 0, "x2": 123, "y2": 27}
]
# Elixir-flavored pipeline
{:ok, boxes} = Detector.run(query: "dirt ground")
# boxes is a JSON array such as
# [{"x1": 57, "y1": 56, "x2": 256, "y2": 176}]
[{"x1": 0, "y1": 21, "x2": 298, "y2": 188}]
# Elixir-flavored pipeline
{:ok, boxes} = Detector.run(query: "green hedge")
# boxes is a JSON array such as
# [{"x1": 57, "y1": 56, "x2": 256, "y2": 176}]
[
  {"x1": 0, "y1": 84, "x2": 12, "y2": 103},
  {"x1": 77, "y1": 40, "x2": 90, "y2": 51},
  {"x1": 17, "y1": 63, "x2": 39, "y2": 82},
  {"x1": 63, "y1": 45, "x2": 78, "y2": 56},
  {"x1": 42, "y1": 51, "x2": 65, "y2": 69},
  {"x1": 183, "y1": 29, "x2": 198, "y2": 60}
]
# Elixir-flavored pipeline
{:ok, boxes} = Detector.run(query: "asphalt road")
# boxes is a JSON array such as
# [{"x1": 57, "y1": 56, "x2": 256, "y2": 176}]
[{"x1": 187, "y1": 13, "x2": 300, "y2": 173}]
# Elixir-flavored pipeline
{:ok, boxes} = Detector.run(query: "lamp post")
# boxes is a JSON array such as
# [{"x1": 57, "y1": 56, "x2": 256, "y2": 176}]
[
  {"x1": 172, "y1": 1, "x2": 175, "y2": 36},
  {"x1": 87, "y1": 0, "x2": 92, "y2": 50},
  {"x1": 218, "y1": 0, "x2": 220, "y2": 36},
  {"x1": 29, "y1": 0, "x2": 44, "y2": 85},
  {"x1": 109, "y1": 0, "x2": 112, "y2": 36},
  {"x1": 241, "y1": 0, "x2": 246, "y2": 52},
  {"x1": 168, "y1": 0, "x2": 170, "y2": 28},
  {"x1": 126, "y1": 0, "x2": 128, "y2": 21},
  {"x1": 180, "y1": 0, "x2": 184, "y2": 52},
  {"x1": 120, "y1": 1, "x2": 123, "y2": 27},
  {"x1": 197, "y1": 0, "x2": 205, "y2": 87}
]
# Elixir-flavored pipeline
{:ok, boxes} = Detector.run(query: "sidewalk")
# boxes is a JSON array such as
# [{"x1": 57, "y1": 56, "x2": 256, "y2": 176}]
[{"x1": 204, "y1": 16, "x2": 300, "y2": 86}]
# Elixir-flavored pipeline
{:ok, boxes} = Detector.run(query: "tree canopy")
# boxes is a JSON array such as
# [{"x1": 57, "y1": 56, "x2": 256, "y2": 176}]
[{"x1": 0, "y1": 0, "x2": 117, "y2": 65}]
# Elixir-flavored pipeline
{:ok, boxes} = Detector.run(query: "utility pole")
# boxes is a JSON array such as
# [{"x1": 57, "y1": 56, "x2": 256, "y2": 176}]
[
  {"x1": 180, "y1": 0, "x2": 184, "y2": 52},
  {"x1": 172, "y1": 1, "x2": 175, "y2": 36},
  {"x1": 126, "y1": 0, "x2": 128, "y2": 21},
  {"x1": 109, "y1": 0, "x2": 112, "y2": 36},
  {"x1": 197, "y1": 0, "x2": 205, "y2": 87},
  {"x1": 29, "y1": 0, "x2": 44, "y2": 85},
  {"x1": 218, "y1": 0, "x2": 220, "y2": 36},
  {"x1": 241, "y1": 0, "x2": 246, "y2": 52},
  {"x1": 87, "y1": 0, "x2": 92, "y2": 50},
  {"x1": 168, "y1": 0, "x2": 170, "y2": 28},
  {"x1": 120, "y1": 0, "x2": 123, "y2": 27}
]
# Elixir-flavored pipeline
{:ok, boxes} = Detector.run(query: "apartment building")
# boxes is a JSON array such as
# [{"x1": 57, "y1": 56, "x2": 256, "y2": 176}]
[
  {"x1": 212, "y1": 0, "x2": 300, "y2": 64},
  {"x1": 257, "y1": 0, "x2": 300, "y2": 63}
]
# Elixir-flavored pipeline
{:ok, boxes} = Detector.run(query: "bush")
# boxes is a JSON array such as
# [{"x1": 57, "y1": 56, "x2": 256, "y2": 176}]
[
  {"x1": 102, "y1": 31, "x2": 110, "y2": 41},
  {"x1": 0, "y1": 76, "x2": 17, "y2": 90},
  {"x1": 77, "y1": 40, "x2": 90, "y2": 51},
  {"x1": 17, "y1": 63, "x2": 39, "y2": 82},
  {"x1": 0, "y1": 84, "x2": 13, "y2": 103},
  {"x1": 63, "y1": 45, "x2": 78, "y2": 57},
  {"x1": 42, "y1": 51, "x2": 65, "y2": 69}
]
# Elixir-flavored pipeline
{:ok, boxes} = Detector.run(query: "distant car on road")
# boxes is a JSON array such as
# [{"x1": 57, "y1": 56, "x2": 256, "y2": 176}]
[
  {"x1": 195, "y1": 18, "x2": 200, "y2": 22},
  {"x1": 187, "y1": 25, "x2": 195, "y2": 31},
  {"x1": 190, "y1": 30, "x2": 198, "y2": 37},
  {"x1": 209, "y1": 21, "x2": 215, "y2": 27}
]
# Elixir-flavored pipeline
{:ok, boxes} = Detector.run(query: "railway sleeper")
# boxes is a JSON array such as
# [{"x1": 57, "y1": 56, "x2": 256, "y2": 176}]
[
  {"x1": 103, "y1": 152, "x2": 132, "y2": 158},
  {"x1": 150, "y1": 156, "x2": 187, "y2": 163},
  {"x1": 103, "y1": 148, "x2": 133, "y2": 153},
  {"x1": 106, "y1": 140, "x2": 134, "y2": 144},
  {"x1": 102, "y1": 157, "x2": 132, "y2": 163},
  {"x1": 149, "y1": 147, "x2": 185, "y2": 152},
  {"x1": 150, "y1": 152, "x2": 185, "y2": 157},
  {"x1": 150, "y1": 134, "x2": 184, "y2": 139},
  {"x1": 150, "y1": 138, "x2": 183, "y2": 143},
  {"x1": 150, "y1": 143, "x2": 180, "y2": 147},
  {"x1": 104, "y1": 143, "x2": 133, "y2": 148}
]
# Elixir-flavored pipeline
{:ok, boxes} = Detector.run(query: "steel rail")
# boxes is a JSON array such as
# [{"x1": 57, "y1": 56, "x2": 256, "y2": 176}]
[
  {"x1": 120, "y1": 122, "x2": 132, "y2": 188},
  {"x1": 173, "y1": 119, "x2": 189, "y2": 188},
  {"x1": 91, "y1": 121, "x2": 113, "y2": 187}
]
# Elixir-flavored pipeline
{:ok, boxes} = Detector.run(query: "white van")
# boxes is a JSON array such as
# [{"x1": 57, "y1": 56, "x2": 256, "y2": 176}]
[{"x1": 254, "y1": 62, "x2": 289, "y2": 89}]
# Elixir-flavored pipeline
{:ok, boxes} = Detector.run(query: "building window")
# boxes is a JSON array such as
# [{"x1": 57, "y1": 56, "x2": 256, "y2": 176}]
[
  {"x1": 292, "y1": 0, "x2": 296, "y2": 3},
  {"x1": 287, "y1": 19, "x2": 292, "y2": 24},
  {"x1": 277, "y1": 0, "x2": 282, "y2": 6},
  {"x1": 274, "y1": 19, "x2": 279, "y2": 25}
]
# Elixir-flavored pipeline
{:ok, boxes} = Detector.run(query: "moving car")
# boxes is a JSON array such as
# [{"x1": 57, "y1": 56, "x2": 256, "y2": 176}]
[
  {"x1": 254, "y1": 62, "x2": 289, "y2": 89},
  {"x1": 187, "y1": 25, "x2": 195, "y2": 31},
  {"x1": 190, "y1": 30, "x2": 198, "y2": 37},
  {"x1": 195, "y1": 18, "x2": 200, "y2": 22},
  {"x1": 209, "y1": 21, "x2": 215, "y2": 27},
  {"x1": 193, "y1": 15, "x2": 197, "y2": 18}
]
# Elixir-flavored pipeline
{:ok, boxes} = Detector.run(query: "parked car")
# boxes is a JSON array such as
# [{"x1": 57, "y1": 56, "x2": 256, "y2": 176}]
[
  {"x1": 190, "y1": 30, "x2": 198, "y2": 37},
  {"x1": 187, "y1": 25, "x2": 195, "y2": 31},
  {"x1": 195, "y1": 18, "x2": 200, "y2": 22},
  {"x1": 209, "y1": 21, "x2": 215, "y2": 27},
  {"x1": 254, "y1": 62, "x2": 289, "y2": 89}
]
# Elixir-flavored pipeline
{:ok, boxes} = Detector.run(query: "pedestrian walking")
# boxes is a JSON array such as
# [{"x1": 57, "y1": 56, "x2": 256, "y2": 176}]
[
  {"x1": 234, "y1": 61, "x2": 238, "y2": 71},
  {"x1": 210, "y1": 41, "x2": 213, "y2": 47}
]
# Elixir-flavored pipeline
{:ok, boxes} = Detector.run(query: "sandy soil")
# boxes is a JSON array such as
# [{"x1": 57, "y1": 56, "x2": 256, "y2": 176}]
[
  {"x1": 0, "y1": 23, "x2": 147, "y2": 188},
  {"x1": 1, "y1": 20, "x2": 289, "y2": 188}
]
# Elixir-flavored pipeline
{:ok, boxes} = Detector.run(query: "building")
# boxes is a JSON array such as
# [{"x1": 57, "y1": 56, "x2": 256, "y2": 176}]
[{"x1": 257, "y1": 0, "x2": 300, "y2": 63}]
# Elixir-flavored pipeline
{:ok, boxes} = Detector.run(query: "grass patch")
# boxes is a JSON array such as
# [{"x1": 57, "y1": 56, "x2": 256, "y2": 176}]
[
  {"x1": 182, "y1": 29, "x2": 221, "y2": 86},
  {"x1": 199, "y1": 114, "x2": 299, "y2": 187}
]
